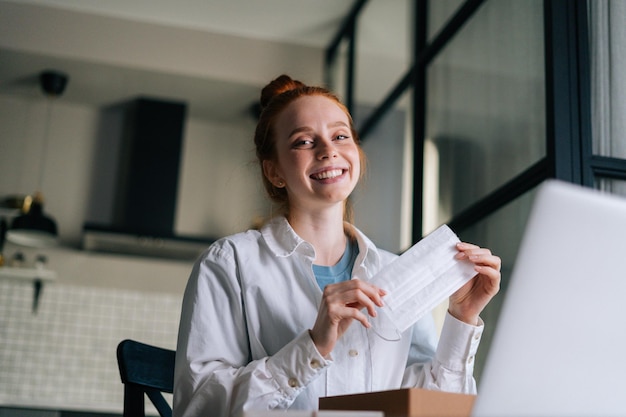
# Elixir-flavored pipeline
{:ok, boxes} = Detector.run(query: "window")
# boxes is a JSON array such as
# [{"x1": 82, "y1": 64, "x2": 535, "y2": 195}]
[
  {"x1": 589, "y1": 0, "x2": 626, "y2": 192},
  {"x1": 425, "y1": 0, "x2": 545, "y2": 228},
  {"x1": 326, "y1": 0, "x2": 613, "y2": 380}
]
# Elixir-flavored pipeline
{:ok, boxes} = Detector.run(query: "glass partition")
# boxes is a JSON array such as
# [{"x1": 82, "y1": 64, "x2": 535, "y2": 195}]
[
  {"x1": 596, "y1": 177, "x2": 626, "y2": 196},
  {"x1": 354, "y1": 0, "x2": 412, "y2": 125},
  {"x1": 326, "y1": 37, "x2": 351, "y2": 103},
  {"x1": 352, "y1": 89, "x2": 413, "y2": 253},
  {"x1": 425, "y1": 0, "x2": 545, "y2": 225},
  {"x1": 457, "y1": 186, "x2": 537, "y2": 383},
  {"x1": 428, "y1": 0, "x2": 465, "y2": 40},
  {"x1": 590, "y1": 0, "x2": 626, "y2": 159}
]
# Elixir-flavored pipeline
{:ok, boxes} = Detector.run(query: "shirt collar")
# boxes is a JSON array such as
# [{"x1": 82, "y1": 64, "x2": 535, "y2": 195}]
[
  {"x1": 261, "y1": 216, "x2": 314, "y2": 258},
  {"x1": 345, "y1": 223, "x2": 381, "y2": 274},
  {"x1": 261, "y1": 216, "x2": 381, "y2": 273}
]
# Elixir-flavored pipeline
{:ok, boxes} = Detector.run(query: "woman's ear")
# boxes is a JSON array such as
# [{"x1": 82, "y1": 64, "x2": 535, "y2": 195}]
[{"x1": 263, "y1": 160, "x2": 284, "y2": 188}]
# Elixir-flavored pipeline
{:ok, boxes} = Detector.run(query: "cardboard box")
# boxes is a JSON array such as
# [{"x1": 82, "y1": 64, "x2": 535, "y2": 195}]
[
  {"x1": 319, "y1": 388, "x2": 476, "y2": 417},
  {"x1": 244, "y1": 411, "x2": 383, "y2": 417}
]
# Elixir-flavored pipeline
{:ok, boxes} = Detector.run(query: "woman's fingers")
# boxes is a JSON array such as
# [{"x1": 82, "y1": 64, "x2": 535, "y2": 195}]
[
  {"x1": 449, "y1": 241, "x2": 502, "y2": 325},
  {"x1": 455, "y1": 242, "x2": 501, "y2": 272},
  {"x1": 326, "y1": 300, "x2": 371, "y2": 328},
  {"x1": 324, "y1": 279, "x2": 385, "y2": 321},
  {"x1": 311, "y1": 279, "x2": 387, "y2": 356}
]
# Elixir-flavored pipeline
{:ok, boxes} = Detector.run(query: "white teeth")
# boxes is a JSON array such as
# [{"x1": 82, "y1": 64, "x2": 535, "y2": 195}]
[{"x1": 313, "y1": 169, "x2": 343, "y2": 180}]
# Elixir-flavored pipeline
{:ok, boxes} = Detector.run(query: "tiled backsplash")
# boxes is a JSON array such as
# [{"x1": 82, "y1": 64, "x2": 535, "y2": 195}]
[{"x1": 0, "y1": 279, "x2": 182, "y2": 414}]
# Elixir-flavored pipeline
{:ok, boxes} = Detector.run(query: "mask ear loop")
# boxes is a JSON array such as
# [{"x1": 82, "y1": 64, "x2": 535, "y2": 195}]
[{"x1": 369, "y1": 305, "x2": 402, "y2": 342}]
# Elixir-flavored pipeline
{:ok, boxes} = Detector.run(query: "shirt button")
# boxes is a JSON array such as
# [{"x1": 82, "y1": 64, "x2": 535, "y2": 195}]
[
  {"x1": 288, "y1": 377, "x2": 299, "y2": 388},
  {"x1": 474, "y1": 333, "x2": 481, "y2": 340},
  {"x1": 348, "y1": 349, "x2": 359, "y2": 357},
  {"x1": 468, "y1": 356, "x2": 474, "y2": 364},
  {"x1": 310, "y1": 359, "x2": 321, "y2": 369}
]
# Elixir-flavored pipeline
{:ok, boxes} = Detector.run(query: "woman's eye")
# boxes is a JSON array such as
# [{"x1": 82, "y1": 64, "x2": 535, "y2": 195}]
[
  {"x1": 293, "y1": 139, "x2": 314, "y2": 148},
  {"x1": 335, "y1": 134, "x2": 350, "y2": 141}
]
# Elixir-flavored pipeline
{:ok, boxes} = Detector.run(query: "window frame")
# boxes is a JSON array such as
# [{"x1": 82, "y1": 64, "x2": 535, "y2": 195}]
[{"x1": 325, "y1": 0, "x2": 605, "y2": 243}]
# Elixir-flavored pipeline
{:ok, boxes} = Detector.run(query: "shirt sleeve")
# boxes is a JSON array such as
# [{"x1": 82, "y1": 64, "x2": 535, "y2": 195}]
[
  {"x1": 173, "y1": 241, "x2": 331, "y2": 417},
  {"x1": 402, "y1": 312, "x2": 483, "y2": 394}
]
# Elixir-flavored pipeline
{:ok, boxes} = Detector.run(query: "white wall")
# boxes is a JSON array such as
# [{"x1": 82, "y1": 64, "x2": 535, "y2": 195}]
[
  {"x1": 0, "y1": 92, "x2": 268, "y2": 289},
  {"x1": 1, "y1": 96, "x2": 100, "y2": 246},
  {"x1": 176, "y1": 117, "x2": 268, "y2": 239}
]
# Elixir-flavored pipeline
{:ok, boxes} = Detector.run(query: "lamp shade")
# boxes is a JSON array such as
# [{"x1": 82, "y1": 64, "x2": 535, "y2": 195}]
[{"x1": 7, "y1": 194, "x2": 58, "y2": 248}]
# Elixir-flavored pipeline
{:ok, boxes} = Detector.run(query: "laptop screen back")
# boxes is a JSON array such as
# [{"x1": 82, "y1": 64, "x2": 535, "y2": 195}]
[{"x1": 472, "y1": 180, "x2": 626, "y2": 417}]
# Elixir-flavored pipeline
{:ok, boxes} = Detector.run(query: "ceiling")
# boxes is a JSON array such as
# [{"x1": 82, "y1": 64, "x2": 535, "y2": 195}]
[
  {"x1": 0, "y1": 0, "x2": 357, "y2": 121},
  {"x1": 12, "y1": 0, "x2": 356, "y2": 47}
]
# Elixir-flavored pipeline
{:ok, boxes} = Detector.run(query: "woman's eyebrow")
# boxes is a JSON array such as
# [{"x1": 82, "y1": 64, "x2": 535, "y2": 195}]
[
  {"x1": 328, "y1": 121, "x2": 350, "y2": 129},
  {"x1": 287, "y1": 126, "x2": 313, "y2": 138},
  {"x1": 287, "y1": 121, "x2": 349, "y2": 138}
]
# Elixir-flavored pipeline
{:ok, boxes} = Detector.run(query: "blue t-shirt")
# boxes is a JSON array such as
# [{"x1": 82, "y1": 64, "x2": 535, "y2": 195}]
[{"x1": 312, "y1": 238, "x2": 359, "y2": 290}]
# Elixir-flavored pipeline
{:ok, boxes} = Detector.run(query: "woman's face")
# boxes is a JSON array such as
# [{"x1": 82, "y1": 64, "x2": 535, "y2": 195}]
[{"x1": 264, "y1": 95, "x2": 361, "y2": 213}]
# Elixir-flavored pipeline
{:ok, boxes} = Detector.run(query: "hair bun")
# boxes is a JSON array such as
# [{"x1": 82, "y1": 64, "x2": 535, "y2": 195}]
[{"x1": 260, "y1": 74, "x2": 305, "y2": 109}]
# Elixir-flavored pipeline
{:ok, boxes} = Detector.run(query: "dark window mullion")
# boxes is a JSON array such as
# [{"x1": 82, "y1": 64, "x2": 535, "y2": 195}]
[
  {"x1": 358, "y1": 0, "x2": 485, "y2": 141},
  {"x1": 544, "y1": 0, "x2": 590, "y2": 184},
  {"x1": 358, "y1": 68, "x2": 414, "y2": 140},
  {"x1": 346, "y1": 20, "x2": 357, "y2": 114},
  {"x1": 324, "y1": 0, "x2": 369, "y2": 112},
  {"x1": 447, "y1": 159, "x2": 550, "y2": 232},
  {"x1": 418, "y1": 0, "x2": 485, "y2": 67},
  {"x1": 411, "y1": 0, "x2": 428, "y2": 243},
  {"x1": 574, "y1": 0, "x2": 593, "y2": 187},
  {"x1": 325, "y1": 0, "x2": 368, "y2": 65},
  {"x1": 591, "y1": 156, "x2": 626, "y2": 180}
]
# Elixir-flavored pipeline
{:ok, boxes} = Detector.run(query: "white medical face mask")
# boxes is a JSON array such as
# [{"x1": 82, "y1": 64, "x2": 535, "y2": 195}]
[{"x1": 367, "y1": 225, "x2": 476, "y2": 341}]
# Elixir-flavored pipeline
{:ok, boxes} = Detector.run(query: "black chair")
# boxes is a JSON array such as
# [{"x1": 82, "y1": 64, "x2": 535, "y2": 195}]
[{"x1": 116, "y1": 339, "x2": 176, "y2": 417}]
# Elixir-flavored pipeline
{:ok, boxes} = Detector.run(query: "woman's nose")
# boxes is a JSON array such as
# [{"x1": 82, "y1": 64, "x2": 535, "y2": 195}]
[{"x1": 317, "y1": 140, "x2": 338, "y2": 160}]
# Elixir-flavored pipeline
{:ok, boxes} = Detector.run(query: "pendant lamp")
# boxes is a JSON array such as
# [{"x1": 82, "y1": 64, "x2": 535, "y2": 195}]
[{"x1": 6, "y1": 70, "x2": 69, "y2": 248}]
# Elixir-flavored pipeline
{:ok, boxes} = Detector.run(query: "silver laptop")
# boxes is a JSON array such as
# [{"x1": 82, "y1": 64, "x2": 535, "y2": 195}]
[{"x1": 472, "y1": 180, "x2": 626, "y2": 417}]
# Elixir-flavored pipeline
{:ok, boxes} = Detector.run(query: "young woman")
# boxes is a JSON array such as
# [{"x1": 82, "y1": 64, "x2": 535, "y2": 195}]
[{"x1": 173, "y1": 75, "x2": 501, "y2": 417}]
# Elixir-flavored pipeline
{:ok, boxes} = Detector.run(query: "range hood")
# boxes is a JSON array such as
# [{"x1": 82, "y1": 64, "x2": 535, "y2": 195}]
[{"x1": 83, "y1": 97, "x2": 214, "y2": 260}]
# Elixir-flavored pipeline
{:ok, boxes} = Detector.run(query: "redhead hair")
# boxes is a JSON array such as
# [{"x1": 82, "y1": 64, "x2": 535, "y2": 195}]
[{"x1": 254, "y1": 74, "x2": 366, "y2": 222}]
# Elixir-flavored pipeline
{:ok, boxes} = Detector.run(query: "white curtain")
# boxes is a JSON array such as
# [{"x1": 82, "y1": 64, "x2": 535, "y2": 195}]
[{"x1": 589, "y1": 0, "x2": 626, "y2": 194}]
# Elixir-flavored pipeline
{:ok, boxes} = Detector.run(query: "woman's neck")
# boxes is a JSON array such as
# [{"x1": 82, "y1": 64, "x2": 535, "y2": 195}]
[{"x1": 287, "y1": 205, "x2": 347, "y2": 266}]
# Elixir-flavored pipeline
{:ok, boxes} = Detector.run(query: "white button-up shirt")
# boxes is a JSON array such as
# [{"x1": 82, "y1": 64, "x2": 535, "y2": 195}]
[{"x1": 174, "y1": 217, "x2": 483, "y2": 417}]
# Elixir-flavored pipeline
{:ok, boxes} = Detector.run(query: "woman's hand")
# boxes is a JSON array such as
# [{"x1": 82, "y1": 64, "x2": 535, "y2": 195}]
[
  {"x1": 310, "y1": 279, "x2": 385, "y2": 357},
  {"x1": 449, "y1": 242, "x2": 501, "y2": 325}
]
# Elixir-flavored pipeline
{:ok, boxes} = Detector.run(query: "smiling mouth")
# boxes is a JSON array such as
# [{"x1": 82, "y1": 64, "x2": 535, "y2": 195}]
[{"x1": 310, "y1": 169, "x2": 344, "y2": 180}]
